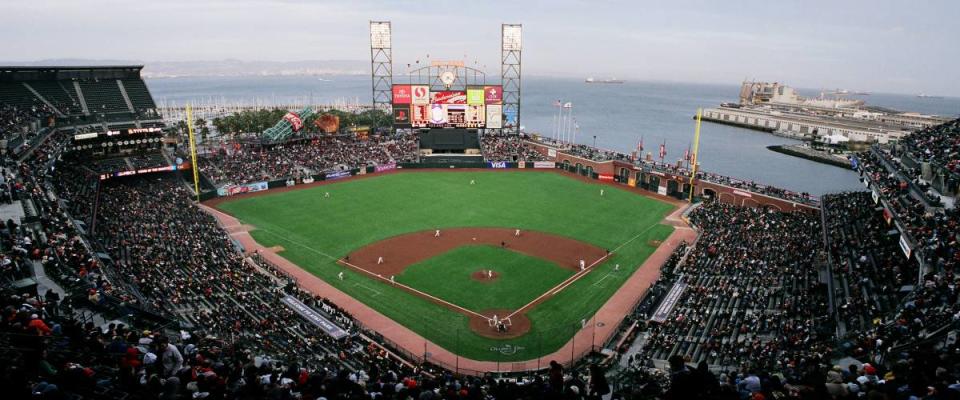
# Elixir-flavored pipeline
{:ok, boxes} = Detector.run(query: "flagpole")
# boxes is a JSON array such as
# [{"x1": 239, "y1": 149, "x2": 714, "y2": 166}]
[{"x1": 688, "y1": 108, "x2": 703, "y2": 202}]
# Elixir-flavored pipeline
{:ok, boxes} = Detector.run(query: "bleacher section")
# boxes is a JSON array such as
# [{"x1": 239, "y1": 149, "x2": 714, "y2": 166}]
[
  {"x1": 0, "y1": 66, "x2": 160, "y2": 122},
  {"x1": 78, "y1": 79, "x2": 130, "y2": 114}
]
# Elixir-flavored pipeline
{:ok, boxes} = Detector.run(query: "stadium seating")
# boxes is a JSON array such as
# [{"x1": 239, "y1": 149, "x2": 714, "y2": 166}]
[{"x1": 7, "y1": 74, "x2": 960, "y2": 399}]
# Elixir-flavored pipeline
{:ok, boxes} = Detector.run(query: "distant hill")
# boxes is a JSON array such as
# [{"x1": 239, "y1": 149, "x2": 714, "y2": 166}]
[{"x1": 0, "y1": 59, "x2": 368, "y2": 78}]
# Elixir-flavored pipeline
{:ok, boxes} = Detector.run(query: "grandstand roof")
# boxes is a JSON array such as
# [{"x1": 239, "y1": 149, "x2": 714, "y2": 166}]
[{"x1": 0, "y1": 65, "x2": 144, "y2": 81}]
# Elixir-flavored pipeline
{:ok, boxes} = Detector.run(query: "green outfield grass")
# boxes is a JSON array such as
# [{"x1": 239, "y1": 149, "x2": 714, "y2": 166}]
[
  {"x1": 396, "y1": 245, "x2": 574, "y2": 311},
  {"x1": 216, "y1": 171, "x2": 674, "y2": 362}
]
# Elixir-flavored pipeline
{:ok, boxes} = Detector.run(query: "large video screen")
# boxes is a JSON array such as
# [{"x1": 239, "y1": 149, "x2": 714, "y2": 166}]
[{"x1": 394, "y1": 84, "x2": 502, "y2": 128}]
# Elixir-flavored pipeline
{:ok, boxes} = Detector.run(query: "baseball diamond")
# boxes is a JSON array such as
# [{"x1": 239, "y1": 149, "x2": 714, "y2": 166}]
[{"x1": 212, "y1": 170, "x2": 676, "y2": 361}]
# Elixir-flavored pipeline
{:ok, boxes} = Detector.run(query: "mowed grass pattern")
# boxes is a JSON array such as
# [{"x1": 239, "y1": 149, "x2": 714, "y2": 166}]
[
  {"x1": 217, "y1": 171, "x2": 674, "y2": 361},
  {"x1": 396, "y1": 245, "x2": 574, "y2": 311}
]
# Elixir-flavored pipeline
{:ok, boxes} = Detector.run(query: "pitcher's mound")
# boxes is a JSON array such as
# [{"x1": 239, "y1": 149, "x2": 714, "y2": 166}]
[
  {"x1": 471, "y1": 270, "x2": 500, "y2": 283},
  {"x1": 469, "y1": 309, "x2": 532, "y2": 339}
]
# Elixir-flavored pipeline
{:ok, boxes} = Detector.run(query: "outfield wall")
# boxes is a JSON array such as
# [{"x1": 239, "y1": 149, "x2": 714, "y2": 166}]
[{"x1": 200, "y1": 157, "x2": 818, "y2": 214}]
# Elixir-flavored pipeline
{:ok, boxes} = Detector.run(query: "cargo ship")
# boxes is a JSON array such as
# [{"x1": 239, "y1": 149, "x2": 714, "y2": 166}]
[{"x1": 585, "y1": 77, "x2": 624, "y2": 84}]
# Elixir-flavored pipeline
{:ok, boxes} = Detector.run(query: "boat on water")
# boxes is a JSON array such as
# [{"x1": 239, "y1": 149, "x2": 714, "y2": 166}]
[
  {"x1": 585, "y1": 77, "x2": 625, "y2": 84},
  {"x1": 917, "y1": 93, "x2": 944, "y2": 99}
]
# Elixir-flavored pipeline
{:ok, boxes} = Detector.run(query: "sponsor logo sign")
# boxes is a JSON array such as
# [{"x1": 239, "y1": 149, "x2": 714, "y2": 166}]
[
  {"x1": 411, "y1": 104, "x2": 430, "y2": 127},
  {"x1": 899, "y1": 234, "x2": 912, "y2": 259},
  {"x1": 280, "y1": 295, "x2": 349, "y2": 339},
  {"x1": 303, "y1": 177, "x2": 315, "y2": 184},
  {"x1": 532, "y1": 161, "x2": 554, "y2": 169},
  {"x1": 411, "y1": 85, "x2": 430, "y2": 105},
  {"x1": 489, "y1": 161, "x2": 508, "y2": 169},
  {"x1": 598, "y1": 173, "x2": 614, "y2": 181},
  {"x1": 732, "y1": 190, "x2": 754, "y2": 198},
  {"x1": 375, "y1": 163, "x2": 397, "y2": 173},
  {"x1": 430, "y1": 91, "x2": 466, "y2": 104},
  {"x1": 393, "y1": 107, "x2": 411, "y2": 126},
  {"x1": 467, "y1": 89, "x2": 484, "y2": 105},
  {"x1": 283, "y1": 112, "x2": 304, "y2": 132},
  {"x1": 484, "y1": 85, "x2": 502, "y2": 104},
  {"x1": 485, "y1": 104, "x2": 502, "y2": 129},
  {"x1": 392, "y1": 85, "x2": 412, "y2": 104},
  {"x1": 547, "y1": 148, "x2": 557, "y2": 157},
  {"x1": 657, "y1": 185, "x2": 668, "y2": 196},
  {"x1": 326, "y1": 170, "x2": 351, "y2": 180},
  {"x1": 871, "y1": 189, "x2": 879, "y2": 204},
  {"x1": 465, "y1": 104, "x2": 485, "y2": 127},
  {"x1": 489, "y1": 344, "x2": 525, "y2": 355},
  {"x1": 217, "y1": 181, "x2": 268, "y2": 197},
  {"x1": 651, "y1": 282, "x2": 687, "y2": 323},
  {"x1": 883, "y1": 207, "x2": 893, "y2": 225}
]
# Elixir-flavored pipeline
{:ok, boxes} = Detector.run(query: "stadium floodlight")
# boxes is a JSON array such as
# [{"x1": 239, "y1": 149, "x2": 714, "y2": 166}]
[
  {"x1": 502, "y1": 24, "x2": 522, "y2": 51},
  {"x1": 370, "y1": 21, "x2": 394, "y2": 116},
  {"x1": 370, "y1": 21, "x2": 391, "y2": 49},
  {"x1": 501, "y1": 24, "x2": 522, "y2": 134}
]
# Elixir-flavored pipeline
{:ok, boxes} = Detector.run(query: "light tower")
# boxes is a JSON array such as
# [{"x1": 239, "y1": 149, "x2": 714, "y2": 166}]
[
  {"x1": 501, "y1": 24, "x2": 522, "y2": 134},
  {"x1": 369, "y1": 21, "x2": 393, "y2": 114}
]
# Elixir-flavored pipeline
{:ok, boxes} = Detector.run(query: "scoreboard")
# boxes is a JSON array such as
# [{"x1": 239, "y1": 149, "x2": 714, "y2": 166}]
[
  {"x1": 68, "y1": 127, "x2": 164, "y2": 158},
  {"x1": 392, "y1": 85, "x2": 502, "y2": 129}
]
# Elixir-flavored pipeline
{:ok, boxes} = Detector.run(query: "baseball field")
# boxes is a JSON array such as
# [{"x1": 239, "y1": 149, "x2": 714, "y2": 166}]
[{"x1": 214, "y1": 170, "x2": 674, "y2": 362}]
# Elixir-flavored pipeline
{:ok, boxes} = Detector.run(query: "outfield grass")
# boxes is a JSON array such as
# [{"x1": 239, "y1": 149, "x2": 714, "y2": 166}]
[
  {"x1": 396, "y1": 245, "x2": 574, "y2": 311},
  {"x1": 216, "y1": 171, "x2": 674, "y2": 361}
]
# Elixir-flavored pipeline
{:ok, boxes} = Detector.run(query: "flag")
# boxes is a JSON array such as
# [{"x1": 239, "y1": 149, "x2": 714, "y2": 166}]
[
  {"x1": 637, "y1": 137, "x2": 644, "y2": 152},
  {"x1": 684, "y1": 144, "x2": 691, "y2": 161},
  {"x1": 553, "y1": 99, "x2": 562, "y2": 107},
  {"x1": 659, "y1": 142, "x2": 666, "y2": 159}
]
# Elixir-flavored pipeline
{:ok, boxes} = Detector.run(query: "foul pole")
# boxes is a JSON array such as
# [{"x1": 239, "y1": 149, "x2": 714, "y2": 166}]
[
  {"x1": 688, "y1": 108, "x2": 702, "y2": 202},
  {"x1": 186, "y1": 103, "x2": 201, "y2": 202}
]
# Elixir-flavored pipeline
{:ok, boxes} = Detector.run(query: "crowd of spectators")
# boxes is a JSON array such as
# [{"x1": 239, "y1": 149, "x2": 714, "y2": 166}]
[
  {"x1": 822, "y1": 192, "x2": 918, "y2": 334},
  {"x1": 900, "y1": 118, "x2": 960, "y2": 174},
  {"x1": 480, "y1": 133, "x2": 548, "y2": 162},
  {"x1": 199, "y1": 134, "x2": 418, "y2": 186},
  {"x1": 696, "y1": 171, "x2": 819, "y2": 205},
  {"x1": 0, "y1": 102, "x2": 54, "y2": 140},
  {"x1": 635, "y1": 202, "x2": 831, "y2": 374},
  {"x1": 857, "y1": 149, "x2": 958, "y2": 272}
]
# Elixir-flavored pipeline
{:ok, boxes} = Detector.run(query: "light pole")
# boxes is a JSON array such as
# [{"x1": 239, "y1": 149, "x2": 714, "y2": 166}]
[{"x1": 593, "y1": 135, "x2": 597, "y2": 148}]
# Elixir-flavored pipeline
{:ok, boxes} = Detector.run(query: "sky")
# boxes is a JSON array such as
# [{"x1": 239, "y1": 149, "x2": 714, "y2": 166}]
[{"x1": 2, "y1": 0, "x2": 959, "y2": 96}]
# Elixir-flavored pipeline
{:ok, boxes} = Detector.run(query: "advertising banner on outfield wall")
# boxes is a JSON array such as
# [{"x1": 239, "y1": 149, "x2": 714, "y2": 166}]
[
  {"x1": 598, "y1": 174, "x2": 614, "y2": 181},
  {"x1": 392, "y1": 85, "x2": 412, "y2": 104},
  {"x1": 217, "y1": 181, "x2": 269, "y2": 197},
  {"x1": 375, "y1": 163, "x2": 396, "y2": 173},
  {"x1": 657, "y1": 185, "x2": 668, "y2": 196},
  {"x1": 303, "y1": 177, "x2": 315, "y2": 184},
  {"x1": 326, "y1": 170, "x2": 351, "y2": 180},
  {"x1": 518, "y1": 161, "x2": 526, "y2": 168},
  {"x1": 280, "y1": 295, "x2": 349, "y2": 339},
  {"x1": 533, "y1": 161, "x2": 555, "y2": 169},
  {"x1": 489, "y1": 161, "x2": 508, "y2": 169}
]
